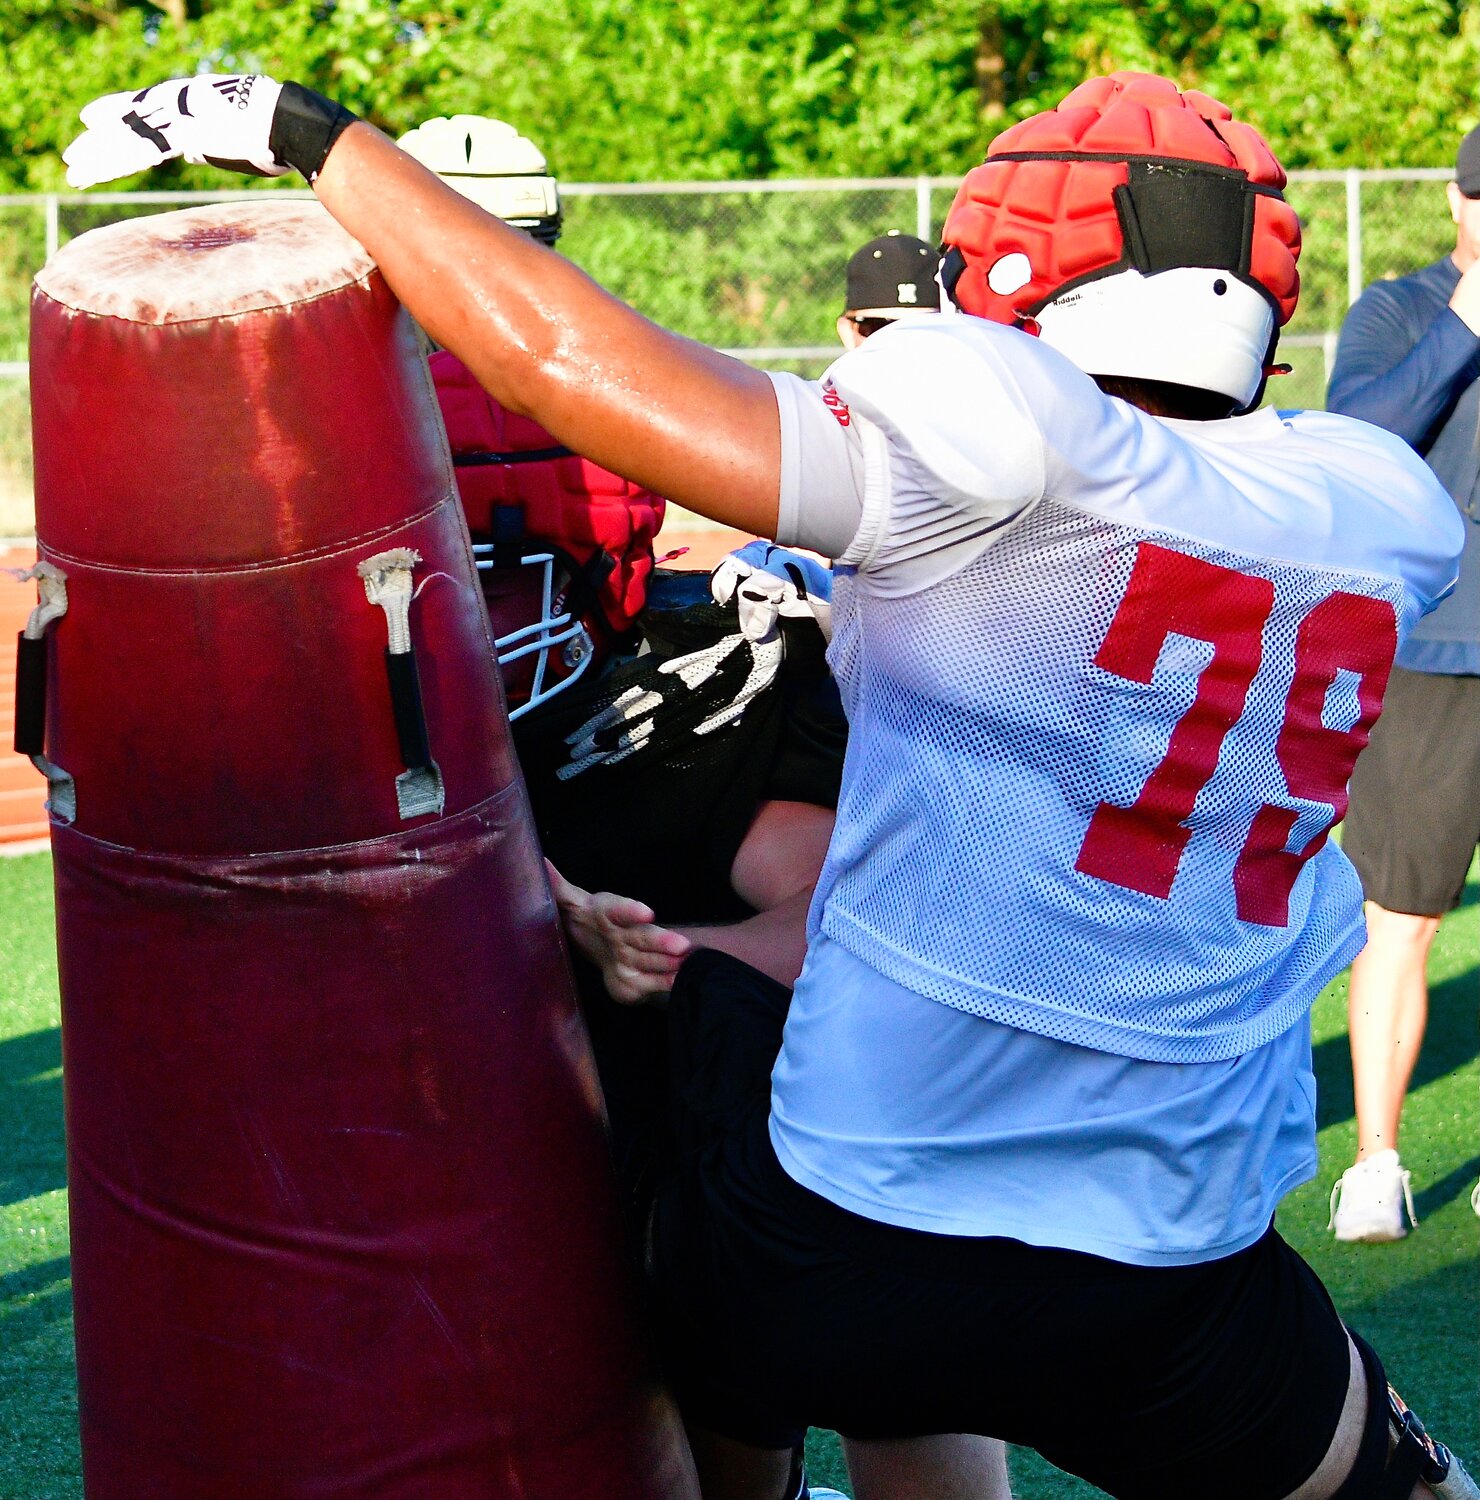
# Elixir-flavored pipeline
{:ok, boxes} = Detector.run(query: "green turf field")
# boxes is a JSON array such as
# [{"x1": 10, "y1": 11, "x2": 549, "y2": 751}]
[{"x1": 2, "y1": 849, "x2": 1475, "y2": 1499}]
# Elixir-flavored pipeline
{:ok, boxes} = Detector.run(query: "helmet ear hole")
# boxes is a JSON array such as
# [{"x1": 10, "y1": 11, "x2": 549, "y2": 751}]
[{"x1": 987, "y1": 252, "x2": 1033, "y2": 295}]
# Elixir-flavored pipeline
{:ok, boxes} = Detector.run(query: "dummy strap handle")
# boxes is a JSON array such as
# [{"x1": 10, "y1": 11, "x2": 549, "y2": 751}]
[
  {"x1": 358, "y1": 549, "x2": 445, "y2": 821},
  {"x1": 383, "y1": 648, "x2": 432, "y2": 772}
]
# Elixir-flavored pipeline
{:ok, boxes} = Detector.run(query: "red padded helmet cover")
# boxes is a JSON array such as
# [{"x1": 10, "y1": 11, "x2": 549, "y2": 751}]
[
  {"x1": 942, "y1": 73, "x2": 1300, "y2": 330},
  {"x1": 431, "y1": 351, "x2": 665, "y2": 638}
]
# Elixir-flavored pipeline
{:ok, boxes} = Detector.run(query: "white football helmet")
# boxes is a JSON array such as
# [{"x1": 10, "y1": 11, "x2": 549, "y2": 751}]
[{"x1": 397, "y1": 114, "x2": 562, "y2": 244}]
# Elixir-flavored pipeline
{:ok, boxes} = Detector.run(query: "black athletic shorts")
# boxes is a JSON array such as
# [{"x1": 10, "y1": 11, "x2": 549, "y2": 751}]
[
  {"x1": 651, "y1": 949, "x2": 1354, "y2": 1500},
  {"x1": 1345, "y1": 665, "x2": 1480, "y2": 914}
]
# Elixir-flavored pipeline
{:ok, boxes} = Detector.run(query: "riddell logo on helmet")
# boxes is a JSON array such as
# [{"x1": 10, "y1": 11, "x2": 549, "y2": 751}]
[{"x1": 822, "y1": 383, "x2": 851, "y2": 428}]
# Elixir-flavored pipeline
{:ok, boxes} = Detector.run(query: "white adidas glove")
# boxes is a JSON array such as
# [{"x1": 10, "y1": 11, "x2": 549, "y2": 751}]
[
  {"x1": 711, "y1": 541, "x2": 833, "y2": 643},
  {"x1": 64, "y1": 75, "x2": 288, "y2": 188},
  {"x1": 63, "y1": 75, "x2": 355, "y2": 189}
]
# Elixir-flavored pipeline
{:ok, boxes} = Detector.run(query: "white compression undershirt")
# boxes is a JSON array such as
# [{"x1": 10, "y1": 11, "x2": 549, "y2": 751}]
[
  {"x1": 769, "y1": 364, "x2": 1055, "y2": 591},
  {"x1": 769, "y1": 368, "x2": 865, "y2": 559}
]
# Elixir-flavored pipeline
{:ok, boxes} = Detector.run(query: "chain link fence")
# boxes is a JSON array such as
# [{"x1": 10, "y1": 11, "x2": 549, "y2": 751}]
[{"x1": 0, "y1": 169, "x2": 1459, "y2": 534}]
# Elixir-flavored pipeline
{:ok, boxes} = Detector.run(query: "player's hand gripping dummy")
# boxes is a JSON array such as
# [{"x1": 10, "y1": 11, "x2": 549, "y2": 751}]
[
  {"x1": 515, "y1": 537, "x2": 842, "y2": 1247},
  {"x1": 64, "y1": 74, "x2": 292, "y2": 182},
  {"x1": 39, "y1": 130, "x2": 695, "y2": 1500}
]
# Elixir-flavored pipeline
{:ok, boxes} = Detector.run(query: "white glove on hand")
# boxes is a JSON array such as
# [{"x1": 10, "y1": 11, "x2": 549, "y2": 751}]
[
  {"x1": 64, "y1": 74, "x2": 287, "y2": 189},
  {"x1": 710, "y1": 540, "x2": 833, "y2": 644}
]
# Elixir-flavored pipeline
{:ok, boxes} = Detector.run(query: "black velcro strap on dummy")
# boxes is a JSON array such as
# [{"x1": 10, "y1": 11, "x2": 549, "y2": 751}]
[
  {"x1": 268, "y1": 82, "x2": 358, "y2": 181},
  {"x1": 492, "y1": 506, "x2": 525, "y2": 570},
  {"x1": 13, "y1": 634, "x2": 46, "y2": 756},
  {"x1": 383, "y1": 648, "x2": 432, "y2": 772},
  {"x1": 1113, "y1": 161, "x2": 1251, "y2": 276}
]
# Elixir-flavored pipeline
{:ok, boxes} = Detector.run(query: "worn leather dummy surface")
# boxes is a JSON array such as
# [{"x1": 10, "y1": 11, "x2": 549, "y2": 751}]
[{"x1": 29, "y1": 200, "x2": 695, "y2": 1500}]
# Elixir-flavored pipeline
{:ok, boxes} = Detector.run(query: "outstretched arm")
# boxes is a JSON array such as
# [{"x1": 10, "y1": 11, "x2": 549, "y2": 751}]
[
  {"x1": 63, "y1": 79, "x2": 783, "y2": 537},
  {"x1": 313, "y1": 124, "x2": 783, "y2": 536}
]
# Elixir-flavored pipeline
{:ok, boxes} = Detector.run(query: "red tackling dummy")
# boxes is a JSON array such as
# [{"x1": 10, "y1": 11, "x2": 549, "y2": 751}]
[{"x1": 28, "y1": 199, "x2": 696, "y2": 1500}]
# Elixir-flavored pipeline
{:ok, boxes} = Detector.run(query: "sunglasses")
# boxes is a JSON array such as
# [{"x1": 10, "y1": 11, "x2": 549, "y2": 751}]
[{"x1": 844, "y1": 316, "x2": 894, "y2": 338}]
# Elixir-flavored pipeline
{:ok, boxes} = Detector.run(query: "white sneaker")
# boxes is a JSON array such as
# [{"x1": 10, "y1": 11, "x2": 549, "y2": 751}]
[{"x1": 1329, "y1": 1150, "x2": 1417, "y2": 1242}]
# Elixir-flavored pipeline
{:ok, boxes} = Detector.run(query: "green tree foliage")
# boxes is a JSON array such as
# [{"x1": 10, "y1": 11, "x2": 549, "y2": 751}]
[{"x1": 0, "y1": 0, "x2": 1477, "y2": 193}]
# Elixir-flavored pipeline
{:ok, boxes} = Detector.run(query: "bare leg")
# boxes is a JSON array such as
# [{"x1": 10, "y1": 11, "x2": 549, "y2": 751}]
[
  {"x1": 845, "y1": 1434, "x2": 1011, "y2": 1500},
  {"x1": 1347, "y1": 903, "x2": 1441, "y2": 1159},
  {"x1": 1284, "y1": 1335, "x2": 1366, "y2": 1499},
  {"x1": 686, "y1": 1427, "x2": 794, "y2": 1500}
]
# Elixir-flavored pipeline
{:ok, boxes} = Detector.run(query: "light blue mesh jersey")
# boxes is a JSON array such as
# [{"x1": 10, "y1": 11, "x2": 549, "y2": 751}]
[{"x1": 763, "y1": 317, "x2": 1462, "y2": 1258}]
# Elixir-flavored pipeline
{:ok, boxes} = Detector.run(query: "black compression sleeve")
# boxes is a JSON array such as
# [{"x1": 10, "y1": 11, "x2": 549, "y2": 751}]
[{"x1": 269, "y1": 82, "x2": 358, "y2": 181}]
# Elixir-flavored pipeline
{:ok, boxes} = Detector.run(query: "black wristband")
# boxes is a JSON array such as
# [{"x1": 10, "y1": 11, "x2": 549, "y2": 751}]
[{"x1": 269, "y1": 81, "x2": 358, "y2": 181}]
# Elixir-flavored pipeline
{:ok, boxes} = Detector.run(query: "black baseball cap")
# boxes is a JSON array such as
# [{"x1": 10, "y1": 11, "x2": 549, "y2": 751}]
[
  {"x1": 844, "y1": 232, "x2": 941, "y2": 319},
  {"x1": 1457, "y1": 126, "x2": 1480, "y2": 197}
]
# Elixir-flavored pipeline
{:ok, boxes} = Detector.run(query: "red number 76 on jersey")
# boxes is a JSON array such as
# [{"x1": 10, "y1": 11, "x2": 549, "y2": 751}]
[{"x1": 1074, "y1": 542, "x2": 1396, "y2": 928}]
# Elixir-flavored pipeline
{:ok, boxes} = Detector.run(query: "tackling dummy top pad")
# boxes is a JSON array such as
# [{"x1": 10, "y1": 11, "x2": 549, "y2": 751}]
[{"x1": 35, "y1": 198, "x2": 374, "y2": 323}]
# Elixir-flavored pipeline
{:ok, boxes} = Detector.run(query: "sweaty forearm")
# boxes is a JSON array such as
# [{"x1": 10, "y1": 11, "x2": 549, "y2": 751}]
[{"x1": 311, "y1": 122, "x2": 782, "y2": 533}]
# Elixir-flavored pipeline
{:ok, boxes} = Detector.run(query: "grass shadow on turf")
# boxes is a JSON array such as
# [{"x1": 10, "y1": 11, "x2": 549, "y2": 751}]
[
  {"x1": 0, "y1": 1254, "x2": 70, "y2": 1301},
  {"x1": 0, "y1": 1253, "x2": 72, "y2": 1342},
  {"x1": 1413, "y1": 1154, "x2": 1480, "y2": 1220},
  {"x1": 1343, "y1": 1256, "x2": 1480, "y2": 1457},
  {"x1": 0, "y1": 1254, "x2": 73, "y2": 1361},
  {"x1": 1311, "y1": 963, "x2": 1479, "y2": 1134},
  {"x1": 0, "y1": 1026, "x2": 65, "y2": 1209},
  {"x1": 0, "y1": 1256, "x2": 80, "y2": 1500}
]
